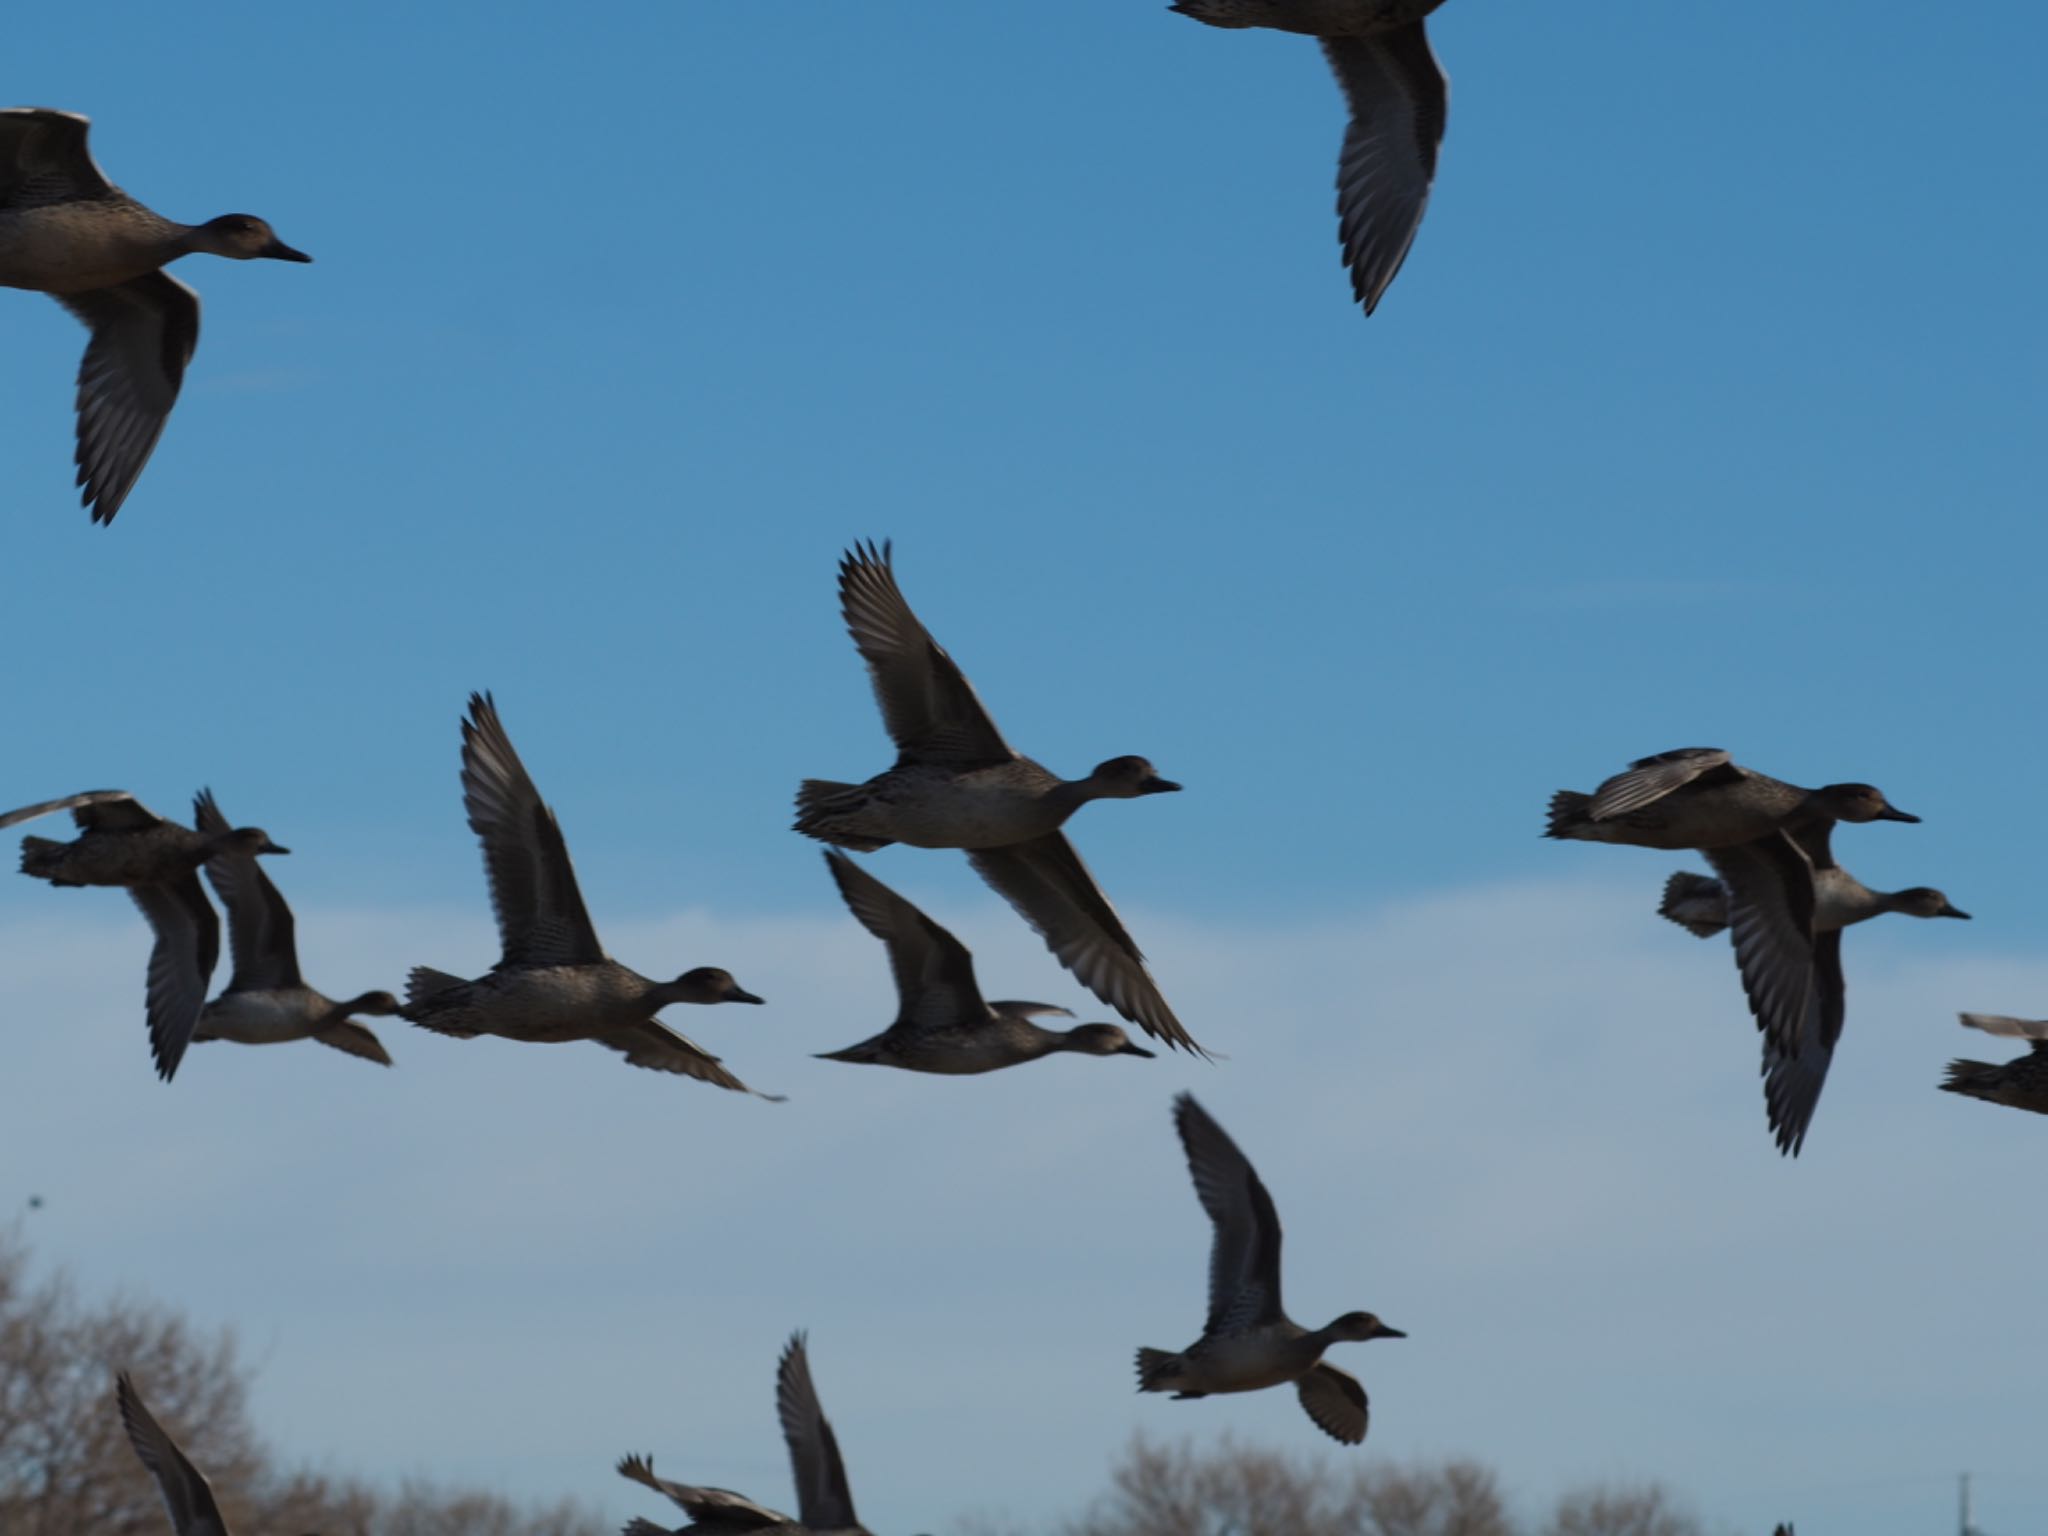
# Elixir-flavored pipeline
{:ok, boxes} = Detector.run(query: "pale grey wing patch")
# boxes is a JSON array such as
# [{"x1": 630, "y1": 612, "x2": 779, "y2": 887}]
[
  {"x1": 130, "y1": 875, "x2": 219, "y2": 1083},
  {"x1": 0, "y1": 789, "x2": 136, "y2": 829},
  {"x1": 1297, "y1": 1363, "x2": 1369, "y2": 1446},
  {"x1": 1657, "y1": 870, "x2": 1728, "y2": 938},
  {"x1": 836, "y1": 540, "x2": 1014, "y2": 768},
  {"x1": 1174, "y1": 1093, "x2": 1285, "y2": 1334},
  {"x1": 314, "y1": 1019, "x2": 394, "y2": 1066},
  {"x1": 194, "y1": 789, "x2": 300, "y2": 992},
  {"x1": 1960, "y1": 1013, "x2": 2048, "y2": 1040},
  {"x1": 0, "y1": 109, "x2": 115, "y2": 207},
  {"x1": 966, "y1": 834, "x2": 1202, "y2": 1056},
  {"x1": 823, "y1": 849, "x2": 987, "y2": 1029},
  {"x1": 987, "y1": 1000, "x2": 1076, "y2": 1019},
  {"x1": 56, "y1": 272, "x2": 200, "y2": 525},
  {"x1": 1322, "y1": 24, "x2": 1447, "y2": 316},
  {"x1": 1761, "y1": 930, "x2": 1845, "y2": 1157},
  {"x1": 458, "y1": 693, "x2": 606, "y2": 966},
  {"x1": 776, "y1": 1332, "x2": 860, "y2": 1532},
  {"x1": 1586, "y1": 747, "x2": 1733, "y2": 821},
  {"x1": 117, "y1": 1374, "x2": 231, "y2": 1536},
  {"x1": 598, "y1": 1019, "x2": 785, "y2": 1100},
  {"x1": 1704, "y1": 833, "x2": 1819, "y2": 1064}
]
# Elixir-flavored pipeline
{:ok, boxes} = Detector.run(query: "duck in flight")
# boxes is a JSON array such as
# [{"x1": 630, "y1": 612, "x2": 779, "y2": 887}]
[
  {"x1": 3, "y1": 788, "x2": 287, "y2": 1079},
  {"x1": 1942, "y1": 1013, "x2": 2048, "y2": 1118},
  {"x1": 0, "y1": 108, "x2": 311, "y2": 524},
  {"x1": 190, "y1": 788, "x2": 401, "y2": 1068},
  {"x1": 1137, "y1": 1092, "x2": 1404, "y2": 1444},
  {"x1": 1655, "y1": 846, "x2": 1967, "y2": 1156},
  {"x1": 815, "y1": 849, "x2": 1155, "y2": 1074},
  {"x1": 406, "y1": 693, "x2": 778, "y2": 1098},
  {"x1": 794, "y1": 541, "x2": 1197, "y2": 1056},
  {"x1": 1169, "y1": 1, "x2": 1451, "y2": 316},
  {"x1": 1547, "y1": 748, "x2": 1920, "y2": 1134},
  {"x1": 618, "y1": 1332, "x2": 926, "y2": 1536}
]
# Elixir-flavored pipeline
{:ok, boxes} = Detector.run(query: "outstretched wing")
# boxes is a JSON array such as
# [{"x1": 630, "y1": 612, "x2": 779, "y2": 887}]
[
  {"x1": 130, "y1": 874, "x2": 220, "y2": 1083},
  {"x1": 1174, "y1": 1093, "x2": 1284, "y2": 1334},
  {"x1": 835, "y1": 540, "x2": 1013, "y2": 769},
  {"x1": 597, "y1": 1019, "x2": 785, "y2": 1101},
  {"x1": 777, "y1": 1332, "x2": 861, "y2": 1533},
  {"x1": 1322, "y1": 23, "x2": 1447, "y2": 316},
  {"x1": 116, "y1": 1374, "x2": 230, "y2": 1536},
  {"x1": 1703, "y1": 831, "x2": 1819, "y2": 1063},
  {"x1": 0, "y1": 109, "x2": 115, "y2": 208},
  {"x1": 0, "y1": 789, "x2": 138, "y2": 830},
  {"x1": 1296, "y1": 1362, "x2": 1370, "y2": 1446},
  {"x1": 458, "y1": 693, "x2": 605, "y2": 967},
  {"x1": 967, "y1": 833, "x2": 1200, "y2": 1055},
  {"x1": 824, "y1": 849, "x2": 987, "y2": 1029},
  {"x1": 1587, "y1": 748, "x2": 1736, "y2": 821},
  {"x1": 195, "y1": 789, "x2": 302, "y2": 991}
]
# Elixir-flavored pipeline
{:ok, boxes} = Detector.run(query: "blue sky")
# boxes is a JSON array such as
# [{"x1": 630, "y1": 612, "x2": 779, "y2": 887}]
[{"x1": 3, "y1": 2, "x2": 2046, "y2": 1531}]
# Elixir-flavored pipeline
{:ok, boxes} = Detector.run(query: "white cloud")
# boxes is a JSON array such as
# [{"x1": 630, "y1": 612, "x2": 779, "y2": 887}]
[{"x1": 1, "y1": 873, "x2": 2042, "y2": 1534}]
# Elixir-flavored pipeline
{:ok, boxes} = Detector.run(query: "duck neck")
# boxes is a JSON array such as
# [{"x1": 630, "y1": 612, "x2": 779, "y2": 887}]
[{"x1": 1041, "y1": 778, "x2": 1099, "y2": 819}]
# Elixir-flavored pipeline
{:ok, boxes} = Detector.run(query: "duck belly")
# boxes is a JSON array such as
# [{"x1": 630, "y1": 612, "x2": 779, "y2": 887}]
[
  {"x1": 1183, "y1": 1333, "x2": 1313, "y2": 1394},
  {"x1": 0, "y1": 211, "x2": 168, "y2": 293},
  {"x1": 876, "y1": 773, "x2": 1064, "y2": 849},
  {"x1": 198, "y1": 990, "x2": 328, "y2": 1045},
  {"x1": 446, "y1": 967, "x2": 641, "y2": 1042}
]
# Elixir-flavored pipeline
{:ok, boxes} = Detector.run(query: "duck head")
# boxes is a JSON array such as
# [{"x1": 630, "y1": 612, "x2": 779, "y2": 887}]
[
  {"x1": 1889, "y1": 887, "x2": 1970, "y2": 920},
  {"x1": 1084, "y1": 756, "x2": 1182, "y2": 798},
  {"x1": 189, "y1": 213, "x2": 312, "y2": 263},
  {"x1": 1062, "y1": 1023, "x2": 1156, "y2": 1059},
  {"x1": 1815, "y1": 783, "x2": 1917, "y2": 824},
  {"x1": 1327, "y1": 1310, "x2": 1406, "y2": 1343},
  {"x1": 669, "y1": 966, "x2": 765, "y2": 1005},
  {"x1": 223, "y1": 826, "x2": 290, "y2": 856}
]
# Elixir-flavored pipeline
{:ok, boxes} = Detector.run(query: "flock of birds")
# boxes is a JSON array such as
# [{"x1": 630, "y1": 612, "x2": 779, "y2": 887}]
[{"x1": 4, "y1": 4, "x2": 2033, "y2": 1534}]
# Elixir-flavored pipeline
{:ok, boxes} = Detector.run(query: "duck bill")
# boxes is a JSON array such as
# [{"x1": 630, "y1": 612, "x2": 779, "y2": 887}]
[
  {"x1": 1939, "y1": 905, "x2": 1972, "y2": 920},
  {"x1": 1875, "y1": 806, "x2": 1920, "y2": 823},
  {"x1": 1138, "y1": 777, "x2": 1183, "y2": 795},
  {"x1": 1118, "y1": 1041, "x2": 1157, "y2": 1058},
  {"x1": 264, "y1": 239, "x2": 313, "y2": 263},
  {"x1": 726, "y1": 987, "x2": 766, "y2": 1005},
  {"x1": 260, "y1": 840, "x2": 291, "y2": 855},
  {"x1": 1375, "y1": 1324, "x2": 1407, "y2": 1339}
]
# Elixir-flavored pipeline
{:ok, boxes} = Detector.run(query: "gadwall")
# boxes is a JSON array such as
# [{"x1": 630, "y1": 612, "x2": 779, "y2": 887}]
[
  {"x1": 0, "y1": 109, "x2": 311, "y2": 524},
  {"x1": 1655, "y1": 851, "x2": 1968, "y2": 1156},
  {"x1": 190, "y1": 789, "x2": 398, "y2": 1068},
  {"x1": 1169, "y1": 1, "x2": 1449, "y2": 316},
  {"x1": 117, "y1": 1373, "x2": 234, "y2": 1536},
  {"x1": 405, "y1": 694, "x2": 779, "y2": 1098},
  {"x1": 814, "y1": 850, "x2": 1156, "y2": 1074},
  {"x1": 618, "y1": 1332, "x2": 926, "y2": 1536},
  {"x1": 1941, "y1": 1014, "x2": 2048, "y2": 1117},
  {"x1": 4, "y1": 789, "x2": 288, "y2": 1080},
  {"x1": 1137, "y1": 1093, "x2": 1404, "y2": 1445},
  {"x1": 1547, "y1": 748, "x2": 1918, "y2": 852},
  {"x1": 794, "y1": 541, "x2": 1197, "y2": 1055}
]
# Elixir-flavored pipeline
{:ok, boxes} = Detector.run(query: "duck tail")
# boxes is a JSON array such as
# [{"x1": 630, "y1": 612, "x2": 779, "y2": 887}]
[
  {"x1": 403, "y1": 967, "x2": 478, "y2": 1033},
  {"x1": 18, "y1": 835, "x2": 65, "y2": 878},
  {"x1": 815, "y1": 1038, "x2": 884, "y2": 1064},
  {"x1": 1135, "y1": 1347, "x2": 1184, "y2": 1393},
  {"x1": 793, "y1": 780, "x2": 894, "y2": 852},
  {"x1": 1657, "y1": 871, "x2": 1727, "y2": 938},
  {"x1": 1939, "y1": 1059, "x2": 2001, "y2": 1099},
  {"x1": 1543, "y1": 790, "x2": 1596, "y2": 840}
]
